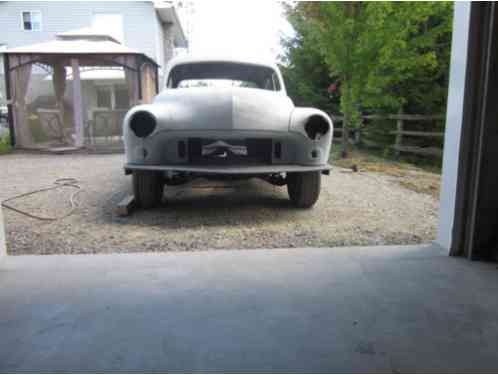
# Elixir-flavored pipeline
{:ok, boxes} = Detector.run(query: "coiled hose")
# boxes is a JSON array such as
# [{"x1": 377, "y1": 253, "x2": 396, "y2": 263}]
[{"x1": 1, "y1": 178, "x2": 82, "y2": 221}]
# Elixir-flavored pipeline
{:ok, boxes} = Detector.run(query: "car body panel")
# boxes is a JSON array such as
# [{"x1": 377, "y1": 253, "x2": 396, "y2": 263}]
[{"x1": 123, "y1": 56, "x2": 333, "y2": 174}]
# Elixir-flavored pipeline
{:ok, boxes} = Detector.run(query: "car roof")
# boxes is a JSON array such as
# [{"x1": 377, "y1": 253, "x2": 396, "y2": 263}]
[
  {"x1": 162, "y1": 55, "x2": 287, "y2": 94},
  {"x1": 164, "y1": 55, "x2": 280, "y2": 75},
  {"x1": 168, "y1": 55, "x2": 278, "y2": 69}
]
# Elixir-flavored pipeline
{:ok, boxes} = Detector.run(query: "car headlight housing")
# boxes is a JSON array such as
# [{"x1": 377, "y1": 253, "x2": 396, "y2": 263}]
[
  {"x1": 304, "y1": 115, "x2": 330, "y2": 140},
  {"x1": 130, "y1": 111, "x2": 156, "y2": 138}
]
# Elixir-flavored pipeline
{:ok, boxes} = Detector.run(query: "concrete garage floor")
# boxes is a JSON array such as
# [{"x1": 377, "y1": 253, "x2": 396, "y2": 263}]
[{"x1": 1, "y1": 244, "x2": 498, "y2": 373}]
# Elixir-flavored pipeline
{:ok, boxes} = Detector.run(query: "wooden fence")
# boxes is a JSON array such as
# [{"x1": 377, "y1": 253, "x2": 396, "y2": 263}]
[{"x1": 330, "y1": 113, "x2": 445, "y2": 157}]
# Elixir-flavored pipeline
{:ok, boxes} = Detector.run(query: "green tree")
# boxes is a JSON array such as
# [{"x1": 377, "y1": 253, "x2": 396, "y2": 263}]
[
  {"x1": 303, "y1": 2, "x2": 372, "y2": 157},
  {"x1": 279, "y1": 5, "x2": 339, "y2": 113},
  {"x1": 283, "y1": 2, "x2": 453, "y2": 158},
  {"x1": 361, "y1": 2, "x2": 453, "y2": 114}
]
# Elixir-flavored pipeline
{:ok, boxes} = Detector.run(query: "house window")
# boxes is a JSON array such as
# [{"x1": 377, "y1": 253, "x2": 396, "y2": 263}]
[{"x1": 22, "y1": 11, "x2": 42, "y2": 31}]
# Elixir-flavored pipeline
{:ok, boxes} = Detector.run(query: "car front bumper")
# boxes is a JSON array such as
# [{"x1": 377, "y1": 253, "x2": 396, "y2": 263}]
[{"x1": 124, "y1": 163, "x2": 332, "y2": 176}]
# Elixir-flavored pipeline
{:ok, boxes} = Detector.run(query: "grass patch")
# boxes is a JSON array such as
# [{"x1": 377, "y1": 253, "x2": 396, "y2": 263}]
[
  {"x1": 330, "y1": 147, "x2": 441, "y2": 175},
  {"x1": 330, "y1": 146, "x2": 441, "y2": 198},
  {"x1": 398, "y1": 178, "x2": 440, "y2": 199},
  {"x1": 0, "y1": 130, "x2": 12, "y2": 155}
]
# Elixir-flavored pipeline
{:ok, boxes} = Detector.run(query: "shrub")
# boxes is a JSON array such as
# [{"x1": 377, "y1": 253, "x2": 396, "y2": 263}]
[{"x1": 0, "y1": 129, "x2": 12, "y2": 154}]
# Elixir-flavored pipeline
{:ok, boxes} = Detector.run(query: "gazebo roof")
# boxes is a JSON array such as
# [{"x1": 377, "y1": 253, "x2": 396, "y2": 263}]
[
  {"x1": 3, "y1": 28, "x2": 159, "y2": 67},
  {"x1": 2, "y1": 27, "x2": 160, "y2": 153},
  {"x1": 5, "y1": 39, "x2": 140, "y2": 55},
  {"x1": 56, "y1": 27, "x2": 121, "y2": 43}
]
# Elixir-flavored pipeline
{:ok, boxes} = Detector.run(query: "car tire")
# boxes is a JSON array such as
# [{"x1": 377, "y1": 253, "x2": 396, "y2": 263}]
[
  {"x1": 132, "y1": 170, "x2": 163, "y2": 209},
  {"x1": 287, "y1": 171, "x2": 321, "y2": 208}
]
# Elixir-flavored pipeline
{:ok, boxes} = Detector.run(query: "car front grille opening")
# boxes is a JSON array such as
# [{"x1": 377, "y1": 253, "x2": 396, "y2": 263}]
[
  {"x1": 188, "y1": 138, "x2": 273, "y2": 165},
  {"x1": 274, "y1": 142, "x2": 282, "y2": 159},
  {"x1": 178, "y1": 140, "x2": 186, "y2": 159}
]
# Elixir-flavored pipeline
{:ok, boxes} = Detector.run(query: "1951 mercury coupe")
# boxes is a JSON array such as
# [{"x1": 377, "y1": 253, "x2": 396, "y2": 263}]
[{"x1": 123, "y1": 56, "x2": 333, "y2": 209}]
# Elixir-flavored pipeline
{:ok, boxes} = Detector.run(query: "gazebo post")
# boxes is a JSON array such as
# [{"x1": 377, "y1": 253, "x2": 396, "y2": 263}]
[
  {"x1": 154, "y1": 64, "x2": 159, "y2": 94},
  {"x1": 71, "y1": 58, "x2": 84, "y2": 147},
  {"x1": 137, "y1": 57, "x2": 143, "y2": 102},
  {"x1": 3, "y1": 54, "x2": 15, "y2": 146}
]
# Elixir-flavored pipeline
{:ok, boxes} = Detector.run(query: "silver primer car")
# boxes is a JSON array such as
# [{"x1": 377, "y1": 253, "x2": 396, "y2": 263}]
[{"x1": 123, "y1": 56, "x2": 333, "y2": 208}]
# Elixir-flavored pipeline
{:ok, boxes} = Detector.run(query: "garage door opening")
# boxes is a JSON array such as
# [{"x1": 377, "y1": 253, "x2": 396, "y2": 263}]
[{"x1": 0, "y1": 3, "x2": 491, "y2": 259}]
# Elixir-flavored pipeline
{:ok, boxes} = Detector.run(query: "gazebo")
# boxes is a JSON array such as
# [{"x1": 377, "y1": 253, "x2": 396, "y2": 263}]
[{"x1": 2, "y1": 29, "x2": 159, "y2": 152}]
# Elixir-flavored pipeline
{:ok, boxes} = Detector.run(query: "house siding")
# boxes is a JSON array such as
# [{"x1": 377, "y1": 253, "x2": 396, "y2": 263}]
[
  {"x1": 0, "y1": 1, "x2": 160, "y2": 64},
  {"x1": 154, "y1": 11, "x2": 165, "y2": 84}
]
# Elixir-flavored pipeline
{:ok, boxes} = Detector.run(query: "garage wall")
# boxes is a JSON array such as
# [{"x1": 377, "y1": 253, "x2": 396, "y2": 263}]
[
  {"x1": 436, "y1": 2, "x2": 471, "y2": 251},
  {"x1": 0, "y1": 207, "x2": 6, "y2": 257}
]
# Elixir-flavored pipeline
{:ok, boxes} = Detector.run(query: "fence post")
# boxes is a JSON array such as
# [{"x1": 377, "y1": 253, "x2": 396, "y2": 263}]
[{"x1": 394, "y1": 107, "x2": 404, "y2": 157}]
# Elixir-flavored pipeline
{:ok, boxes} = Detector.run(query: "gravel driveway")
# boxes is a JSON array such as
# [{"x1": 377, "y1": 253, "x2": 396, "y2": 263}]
[{"x1": 1, "y1": 152, "x2": 439, "y2": 255}]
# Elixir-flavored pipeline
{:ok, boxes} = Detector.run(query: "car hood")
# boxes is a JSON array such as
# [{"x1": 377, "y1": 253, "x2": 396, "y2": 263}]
[{"x1": 150, "y1": 87, "x2": 294, "y2": 132}]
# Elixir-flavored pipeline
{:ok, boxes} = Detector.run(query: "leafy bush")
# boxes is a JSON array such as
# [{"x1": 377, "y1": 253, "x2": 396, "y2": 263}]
[{"x1": 0, "y1": 129, "x2": 12, "y2": 154}]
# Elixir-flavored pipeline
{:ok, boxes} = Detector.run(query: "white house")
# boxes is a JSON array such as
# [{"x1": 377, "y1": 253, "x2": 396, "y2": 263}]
[
  {"x1": 0, "y1": 1, "x2": 187, "y2": 79},
  {"x1": 0, "y1": 0, "x2": 187, "y2": 151}
]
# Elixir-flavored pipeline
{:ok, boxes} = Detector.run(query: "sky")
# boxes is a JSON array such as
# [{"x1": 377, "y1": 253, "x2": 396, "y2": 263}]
[{"x1": 177, "y1": 0, "x2": 295, "y2": 61}]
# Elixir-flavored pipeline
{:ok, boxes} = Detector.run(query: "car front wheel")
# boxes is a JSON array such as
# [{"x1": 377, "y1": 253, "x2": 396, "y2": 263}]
[
  {"x1": 132, "y1": 170, "x2": 163, "y2": 209},
  {"x1": 287, "y1": 171, "x2": 321, "y2": 208}
]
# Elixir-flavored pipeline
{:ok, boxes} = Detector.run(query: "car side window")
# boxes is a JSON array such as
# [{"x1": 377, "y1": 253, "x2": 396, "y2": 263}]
[
  {"x1": 263, "y1": 77, "x2": 273, "y2": 91},
  {"x1": 262, "y1": 72, "x2": 281, "y2": 92},
  {"x1": 272, "y1": 73, "x2": 281, "y2": 91}
]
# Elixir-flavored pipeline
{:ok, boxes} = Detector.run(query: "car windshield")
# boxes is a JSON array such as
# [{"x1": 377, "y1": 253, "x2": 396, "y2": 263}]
[{"x1": 167, "y1": 62, "x2": 281, "y2": 91}]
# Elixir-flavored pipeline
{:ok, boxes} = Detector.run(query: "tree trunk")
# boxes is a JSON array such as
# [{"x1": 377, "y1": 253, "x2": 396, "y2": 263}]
[
  {"x1": 340, "y1": 2, "x2": 356, "y2": 159},
  {"x1": 341, "y1": 110, "x2": 350, "y2": 158},
  {"x1": 394, "y1": 106, "x2": 404, "y2": 158},
  {"x1": 340, "y1": 80, "x2": 353, "y2": 159}
]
